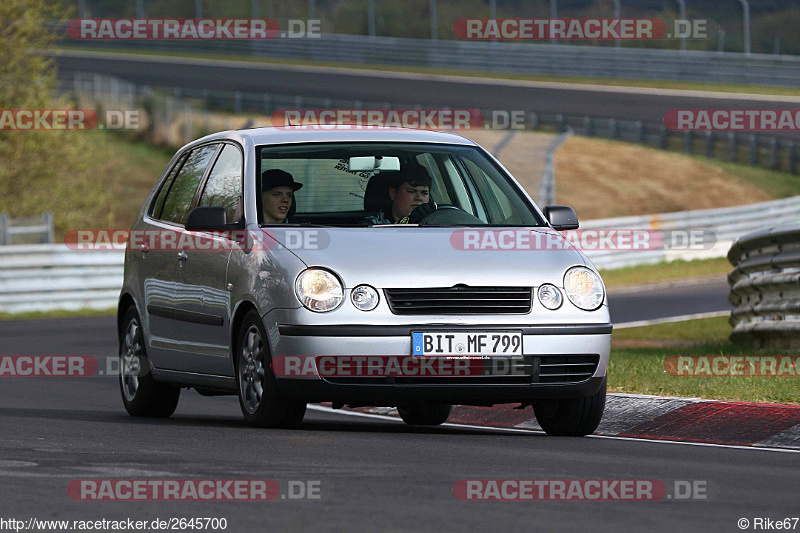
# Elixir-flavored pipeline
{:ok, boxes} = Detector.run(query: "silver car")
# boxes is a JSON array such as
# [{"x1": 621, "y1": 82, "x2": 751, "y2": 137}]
[{"x1": 117, "y1": 126, "x2": 611, "y2": 436}]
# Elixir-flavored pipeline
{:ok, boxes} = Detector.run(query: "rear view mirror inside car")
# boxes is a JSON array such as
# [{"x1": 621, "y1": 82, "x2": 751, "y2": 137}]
[{"x1": 348, "y1": 156, "x2": 400, "y2": 173}]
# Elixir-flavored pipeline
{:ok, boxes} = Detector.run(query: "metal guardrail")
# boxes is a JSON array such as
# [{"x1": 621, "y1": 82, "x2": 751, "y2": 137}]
[
  {"x1": 2, "y1": 195, "x2": 799, "y2": 314},
  {"x1": 0, "y1": 213, "x2": 54, "y2": 245},
  {"x1": 0, "y1": 245, "x2": 123, "y2": 314},
  {"x1": 579, "y1": 195, "x2": 800, "y2": 270},
  {"x1": 61, "y1": 33, "x2": 800, "y2": 87},
  {"x1": 728, "y1": 225, "x2": 800, "y2": 346}
]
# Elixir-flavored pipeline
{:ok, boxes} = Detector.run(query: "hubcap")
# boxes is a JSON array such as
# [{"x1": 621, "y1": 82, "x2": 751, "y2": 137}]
[
  {"x1": 121, "y1": 319, "x2": 143, "y2": 401},
  {"x1": 239, "y1": 325, "x2": 265, "y2": 414}
]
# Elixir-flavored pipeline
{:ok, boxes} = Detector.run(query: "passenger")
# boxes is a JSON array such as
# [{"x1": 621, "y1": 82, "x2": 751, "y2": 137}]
[
  {"x1": 365, "y1": 162, "x2": 437, "y2": 224},
  {"x1": 261, "y1": 169, "x2": 302, "y2": 224}
]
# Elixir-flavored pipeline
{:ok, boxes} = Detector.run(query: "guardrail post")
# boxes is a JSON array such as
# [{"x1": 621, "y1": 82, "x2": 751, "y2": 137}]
[
  {"x1": 43, "y1": 212, "x2": 54, "y2": 244},
  {"x1": 234, "y1": 91, "x2": 242, "y2": 114},
  {"x1": 0, "y1": 214, "x2": 8, "y2": 246},
  {"x1": 684, "y1": 131, "x2": 692, "y2": 154},
  {"x1": 609, "y1": 118, "x2": 617, "y2": 139},
  {"x1": 263, "y1": 94, "x2": 272, "y2": 115},
  {"x1": 749, "y1": 135, "x2": 758, "y2": 165},
  {"x1": 529, "y1": 112, "x2": 538, "y2": 131},
  {"x1": 583, "y1": 116, "x2": 593, "y2": 137},
  {"x1": 556, "y1": 114, "x2": 564, "y2": 133},
  {"x1": 769, "y1": 138, "x2": 778, "y2": 169},
  {"x1": 636, "y1": 121, "x2": 644, "y2": 144},
  {"x1": 660, "y1": 125, "x2": 668, "y2": 149},
  {"x1": 728, "y1": 133, "x2": 737, "y2": 162},
  {"x1": 705, "y1": 131, "x2": 714, "y2": 158}
]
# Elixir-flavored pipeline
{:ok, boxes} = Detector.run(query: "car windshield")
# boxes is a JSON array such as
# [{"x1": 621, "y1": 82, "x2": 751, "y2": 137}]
[{"x1": 256, "y1": 142, "x2": 546, "y2": 227}]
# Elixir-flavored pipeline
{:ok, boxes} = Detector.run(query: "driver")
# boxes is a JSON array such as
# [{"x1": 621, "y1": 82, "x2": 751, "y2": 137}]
[{"x1": 365, "y1": 162, "x2": 437, "y2": 225}]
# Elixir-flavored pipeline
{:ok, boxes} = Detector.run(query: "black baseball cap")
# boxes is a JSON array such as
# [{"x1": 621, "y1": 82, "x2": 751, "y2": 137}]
[{"x1": 261, "y1": 169, "x2": 303, "y2": 191}]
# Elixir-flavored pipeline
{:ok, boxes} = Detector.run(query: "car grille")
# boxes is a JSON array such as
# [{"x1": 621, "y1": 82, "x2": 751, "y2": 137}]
[
  {"x1": 384, "y1": 286, "x2": 532, "y2": 315},
  {"x1": 322, "y1": 354, "x2": 599, "y2": 386}
]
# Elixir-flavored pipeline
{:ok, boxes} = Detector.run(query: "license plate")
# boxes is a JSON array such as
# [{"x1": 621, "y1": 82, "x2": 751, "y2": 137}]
[{"x1": 412, "y1": 332, "x2": 523, "y2": 356}]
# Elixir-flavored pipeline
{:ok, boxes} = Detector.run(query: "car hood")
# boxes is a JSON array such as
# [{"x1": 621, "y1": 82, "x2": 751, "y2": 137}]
[{"x1": 264, "y1": 227, "x2": 588, "y2": 289}]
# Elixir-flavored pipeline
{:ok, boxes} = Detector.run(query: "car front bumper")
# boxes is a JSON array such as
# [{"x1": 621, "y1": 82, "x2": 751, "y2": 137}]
[{"x1": 269, "y1": 321, "x2": 612, "y2": 406}]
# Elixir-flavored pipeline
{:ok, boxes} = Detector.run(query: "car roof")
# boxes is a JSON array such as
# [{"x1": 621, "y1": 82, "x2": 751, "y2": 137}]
[{"x1": 191, "y1": 126, "x2": 479, "y2": 148}]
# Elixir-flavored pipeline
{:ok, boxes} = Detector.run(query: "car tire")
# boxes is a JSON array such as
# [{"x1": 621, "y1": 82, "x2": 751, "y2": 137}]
[
  {"x1": 398, "y1": 402, "x2": 452, "y2": 426},
  {"x1": 236, "y1": 310, "x2": 306, "y2": 428},
  {"x1": 119, "y1": 306, "x2": 180, "y2": 417},
  {"x1": 532, "y1": 377, "x2": 606, "y2": 436}
]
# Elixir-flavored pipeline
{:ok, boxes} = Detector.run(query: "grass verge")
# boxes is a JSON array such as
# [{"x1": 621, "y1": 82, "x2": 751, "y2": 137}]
[
  {"x1": 610, "y1": 316, "x2": 798, "y2": 405},
  {"x1": 689, "y1": 155, "x2": 800, "y2": 200},
  {"x1": 600, "y1": 257, "x2": 731, "y2": 289},
  {"x1": 0, "y1": 130, "x2": 174, "y2": 240},
  {"x1": 0, "y1": 307, "x2": 116, "y2": 321}
]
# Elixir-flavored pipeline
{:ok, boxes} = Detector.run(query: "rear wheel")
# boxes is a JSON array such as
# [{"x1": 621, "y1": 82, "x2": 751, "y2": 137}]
[
  {"x1": 398, "y1": 402, "x2": 452, "y2": 426},
  {"x1": 119, "y1": 306, "x2": 180, "y2": 417},
  {"x1": 532, "y1": 378, "x2": 606, "y2": 436},
  {"x1": 236, "y1": 310, "x2": 306, "y2": 428}
]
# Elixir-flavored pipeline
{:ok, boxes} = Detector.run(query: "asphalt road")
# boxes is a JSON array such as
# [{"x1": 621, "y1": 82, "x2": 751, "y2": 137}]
[
  {"x1": 55, "y1": 51, "x2": 800, "y2": 140},
  {"x1": 608, "y1": 278, "x2": 732, "y2": 325},
  {"x1": 0, "y1": 311, "x2": 797, "y2": 533}
]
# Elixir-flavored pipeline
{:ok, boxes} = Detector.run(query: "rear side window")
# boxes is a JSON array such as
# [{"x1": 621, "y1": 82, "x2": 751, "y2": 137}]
[
  {"x1": 160, "y1": 144, "x2": 219, "y2": 225},
  {"x1": 198, "y1": 144, "x2": 243, "y2": 224}
]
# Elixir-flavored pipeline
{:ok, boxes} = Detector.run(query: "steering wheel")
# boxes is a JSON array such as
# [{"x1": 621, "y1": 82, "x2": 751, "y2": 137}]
[{"x1": 418, "y1": 204, "x2": 484, "y2": 225}]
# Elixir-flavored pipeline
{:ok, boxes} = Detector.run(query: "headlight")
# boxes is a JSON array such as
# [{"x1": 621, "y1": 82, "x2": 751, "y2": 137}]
[
  {"x1": 563, "y1": 267, "x2": 605, "y2": 311},
  {"x1": 295, "y1": 269, "x2": 344, "y2": 312},
  {"x1": 351, "y1": 285, "x2": 379, "y2": 311},
  {"x1": 538, "y1": 284, "x2": 563, "y2": 310}
]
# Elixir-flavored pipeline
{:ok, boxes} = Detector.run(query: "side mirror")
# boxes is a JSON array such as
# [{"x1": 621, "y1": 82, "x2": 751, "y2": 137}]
[
  {"x1": 185, "y1": 206, "x2": 227, "y2": 231},
  {"x1": 544, "y1": 205, "x2": 579, "y2": 230}
]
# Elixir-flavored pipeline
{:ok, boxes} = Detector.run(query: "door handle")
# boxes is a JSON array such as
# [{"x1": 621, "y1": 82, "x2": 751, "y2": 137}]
[
  {"x1": 177, "y1": 251, "x2": 188, "y2": 261},
  {"x1": 140, "y1": 243, "x2": 149, "y2": 256}
]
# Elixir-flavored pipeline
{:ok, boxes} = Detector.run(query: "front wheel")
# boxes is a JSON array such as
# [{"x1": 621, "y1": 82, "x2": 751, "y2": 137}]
[
  {"x1": 236, "y1": 310, "x2": 306, "y2": 428},
  {"x1": 119, "y1": 306, "x2": 180, "y2": 417},
  {"x1": 398, "y1": 402, "x2": 452, "y2": 426},
  {"x1": 532, "y1": 378, "x2": 606, "y2": 436}
]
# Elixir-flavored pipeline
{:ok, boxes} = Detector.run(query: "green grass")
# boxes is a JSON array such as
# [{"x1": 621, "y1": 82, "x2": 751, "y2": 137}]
[
  {"x1": 0, "y1": 307, "x2": 116, "y2": 321},
  {"x1": 600, "y1": 257, "x2": 731, "y2": 289},
  {"x1": 689, "y1": 155, "x2": 800, "y2": 199},
  {"x1": 0, "y1": 130, "x2": 174, "y2": 239},
  {"x1": 613, "y1": 315, "x2": 732, "y2": 342},
  {"x1": 610, "y1": 316, "x2": 798, "y2": 405},
  {"x1": 56, "y1": 45, "x2": 800, "y2": 97},
  {"x1": 610, "y1": 345, "x2": 799, "y2": 405}
]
